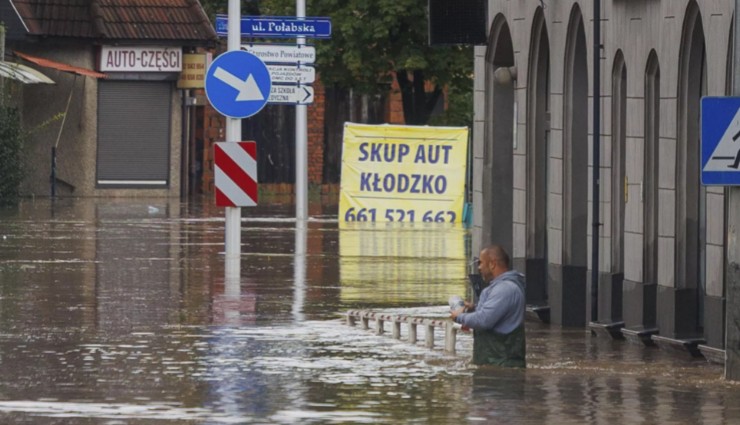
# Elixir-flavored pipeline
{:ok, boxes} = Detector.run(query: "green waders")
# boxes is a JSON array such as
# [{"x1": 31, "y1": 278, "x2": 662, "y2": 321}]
[{"x1": 472, "y1": 325, "x2": 526, "y2": 368}]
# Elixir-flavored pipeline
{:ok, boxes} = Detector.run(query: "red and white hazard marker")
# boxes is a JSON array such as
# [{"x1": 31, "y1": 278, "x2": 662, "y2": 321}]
[{"x1": 214, "y1": 141, "x2": 258, "y2": 207}]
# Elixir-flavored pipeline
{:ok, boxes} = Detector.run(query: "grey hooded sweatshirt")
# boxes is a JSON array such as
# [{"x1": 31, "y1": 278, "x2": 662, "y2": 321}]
[{"x1": 454, "y1": 270, "x2": 525, "y2": 334}]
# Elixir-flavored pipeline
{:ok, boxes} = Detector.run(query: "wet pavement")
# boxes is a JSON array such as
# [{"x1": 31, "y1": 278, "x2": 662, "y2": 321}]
[{"x1": 0, "y1": 197, "x2": 739, "y2": 424}]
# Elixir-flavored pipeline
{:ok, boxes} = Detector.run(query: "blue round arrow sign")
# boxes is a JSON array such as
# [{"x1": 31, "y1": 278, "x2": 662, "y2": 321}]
[{"x1": 205, "y1": 50, "x2": 271, "y2": 119}]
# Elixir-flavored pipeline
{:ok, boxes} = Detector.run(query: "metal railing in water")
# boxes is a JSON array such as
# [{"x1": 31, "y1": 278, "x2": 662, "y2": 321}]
[{"x1": 344, "y1": 310, "x2": 463, "y2": 354}]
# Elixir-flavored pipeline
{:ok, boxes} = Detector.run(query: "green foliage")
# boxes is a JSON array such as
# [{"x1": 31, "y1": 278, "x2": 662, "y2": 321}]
[
  {"x1": 428, "y1": 84, "x2": 473, "y2": 129},
  {"x1": 259, "y1": 0, "x2": 472, "y2": 94},
  {"x1": 0, "y1": 101, "x2": 25, "y2": 206},
  {"x1": 200, "y1": 0, "x2": 473, "y2": 125}
]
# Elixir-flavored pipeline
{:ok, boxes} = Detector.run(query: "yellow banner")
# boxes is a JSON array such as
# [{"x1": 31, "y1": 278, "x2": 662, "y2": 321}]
[{"x1": 339, "y1": 123, "x2": 469, "y2": 223}]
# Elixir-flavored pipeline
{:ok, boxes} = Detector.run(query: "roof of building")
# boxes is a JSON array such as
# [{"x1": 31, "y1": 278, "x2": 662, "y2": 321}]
[
  {"x1": 9, "y1": 0, "x2": 217, "y2": 43},
  {"x1": 15, "y1": 50, "x2": 107, "y2": 78}
]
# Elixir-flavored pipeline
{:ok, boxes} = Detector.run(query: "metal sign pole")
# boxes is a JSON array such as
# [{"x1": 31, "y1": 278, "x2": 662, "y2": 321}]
[
  {"x1": 225, "y1": 0, "x2": 242, "y2": 280},
  {"x1": 296, "y1": 0, "x2": 308, "y2": 225},
  {"x1": 725, "y1": 0, "x2": 740, "y2": 381}
]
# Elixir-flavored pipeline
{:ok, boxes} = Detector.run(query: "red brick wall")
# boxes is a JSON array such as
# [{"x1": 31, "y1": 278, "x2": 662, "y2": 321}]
[
  {"x1": 202, "y1": 105, "x2": 225, "y2": 195},
  {"x1": 307, "y1": 77, "x2": 325, "y2": 184},
  {"x1": 386, "y1": 77, "x2": 405, "y2": 124}
]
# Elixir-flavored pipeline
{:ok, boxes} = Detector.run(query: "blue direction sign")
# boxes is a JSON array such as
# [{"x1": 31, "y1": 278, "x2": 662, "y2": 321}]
[
  {"x1": 701, "y1": 96, "x2": 740, "y2": 185},
  {"x1": 216, "y1": 15, "x2": 332, "y2": 39},
  {"x1": 205, "y1": 50, "x2": 271, "y2": 119}
]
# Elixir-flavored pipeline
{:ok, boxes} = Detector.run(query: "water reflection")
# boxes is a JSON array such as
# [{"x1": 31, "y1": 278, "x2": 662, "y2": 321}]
[
  {"x1": 292, "y1": 223, "x2": 307, "y2": 323},
  {"x1": 0, "y1": 198, "x2": 739, "y2": 423},
  {"x1": 339, "y1": 221, "x2": 469, "y2": 306}
]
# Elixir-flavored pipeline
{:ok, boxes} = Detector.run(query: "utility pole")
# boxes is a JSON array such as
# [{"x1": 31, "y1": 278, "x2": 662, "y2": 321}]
[
  {"x1": 295, "y1": 0, "x2": 308, "y2": 226},
  {"x1": 224, "y1": 0, "x2": 242, "y2": 282},
  {"x1": 725, "y1": 0, "x2": 740, "y2": 381}
]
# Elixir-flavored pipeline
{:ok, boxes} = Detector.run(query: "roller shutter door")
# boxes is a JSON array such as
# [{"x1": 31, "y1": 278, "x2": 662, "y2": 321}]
[{"x1": 97, "y1": 81, "x2": 171, "y2": 187}]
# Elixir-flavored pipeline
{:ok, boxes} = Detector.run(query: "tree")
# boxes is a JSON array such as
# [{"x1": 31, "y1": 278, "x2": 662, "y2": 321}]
[{"x1": 201, "y1": 0, "x2": 473, "y2": 126}]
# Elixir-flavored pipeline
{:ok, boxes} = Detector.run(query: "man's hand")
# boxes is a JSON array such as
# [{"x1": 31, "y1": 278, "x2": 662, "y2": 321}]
[
  {"x1": 450, "y1": 301, "x2": 475, "y2": 320},
  {"x1": 450, "y1": 308, "x2": 463, "y2": 320}
]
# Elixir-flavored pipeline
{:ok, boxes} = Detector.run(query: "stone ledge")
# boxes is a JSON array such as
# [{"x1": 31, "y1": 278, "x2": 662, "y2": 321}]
[
  {"x1": 621, "y1": 326, "x2": 659, "y2": 346},
  {"x1": 588, "y1": 321, "x2": 625, "y2": 339},
  {"x1": 697, "y1": 344, "x2": 725, "y2": 365},
  {"x1": 651, "y1": 334, "x2": 705, "y2": 358}
]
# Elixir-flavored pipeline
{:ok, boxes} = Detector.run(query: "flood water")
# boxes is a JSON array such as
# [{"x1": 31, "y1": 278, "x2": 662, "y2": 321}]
[{"x1": 0, "y1": 197, "x2": 739, "y2": 424}]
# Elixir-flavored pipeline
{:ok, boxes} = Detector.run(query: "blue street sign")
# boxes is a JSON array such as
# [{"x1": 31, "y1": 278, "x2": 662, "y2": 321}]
[
  {"x1": 701, "y1": 96, "x2": 740, "y2": 185},
  {"x1": 215, "y1": 15, "x2": 332, "y2": 39},
  {"x1": 205, "y1": 50, "x2": 271, "y2": 119}
]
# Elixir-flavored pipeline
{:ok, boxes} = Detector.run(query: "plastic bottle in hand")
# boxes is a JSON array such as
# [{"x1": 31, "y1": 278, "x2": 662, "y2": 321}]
[{"x1": 449, "y1": 295, "x2": 465, "y2": 313}]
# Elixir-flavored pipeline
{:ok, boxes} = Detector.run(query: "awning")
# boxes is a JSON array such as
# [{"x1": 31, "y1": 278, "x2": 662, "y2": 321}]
[
  {"x1": 14, "y1": 51, "x2": 107, "y2": 79},
  {"x1": 0, "y1": 61, "x2": 55, "y2": 84}
]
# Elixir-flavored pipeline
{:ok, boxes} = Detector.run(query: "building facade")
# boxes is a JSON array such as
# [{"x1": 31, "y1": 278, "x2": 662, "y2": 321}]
[
  {"x1": 1, "y1": 0, "x2": 216, "y2": 198},
  {"x1": 473, "y1": 0, "x2": 732, "y2": 356}
]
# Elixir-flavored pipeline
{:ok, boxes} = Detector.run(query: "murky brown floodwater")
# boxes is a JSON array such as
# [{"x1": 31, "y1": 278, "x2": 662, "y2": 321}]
[{"x1": 0, "y1": 197, "x2": 738, "y2": 424}]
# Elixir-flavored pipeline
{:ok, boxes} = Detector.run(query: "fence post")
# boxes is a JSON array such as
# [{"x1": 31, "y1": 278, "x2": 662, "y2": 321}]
[
  {"x1": 445, "y1": 321, "x2": 457, "y2": 354},
  {"x1": 408, "y1": 323, "x2": 417, "y2": 343},
  {"x1": 392, "y1": 319, "x2": 401, "y2": 339},
  {"x1": 425, "y1": 324, "x2": 435, "y2": 348}
]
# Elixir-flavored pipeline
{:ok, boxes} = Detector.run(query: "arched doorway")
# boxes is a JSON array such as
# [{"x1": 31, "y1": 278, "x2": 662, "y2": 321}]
[
  {"x1": 481, "y1": 15, "x2": 515, "y2": 253},
  {"x1": 600, "y1": 50, "x2": 626, "y2": 325},
  {"x1": 621, "y1": 50, "x2": 660, "y2": 341},
  {"x1": 611, "y1": 51, "x2": 626, "y2": 278},
  {"x1": 640, "y1": 50, "x2": 660, "y2": 332},
  {"x1": 525, "y1": 7, "x2": 550, "y2": 306},
  {"x1": 661, "y1": 1, "x2": 706, "y2": 340},
  {"x1": 551, "y1": 5, "x2": 589, "y2": 327},
  {"x1": 563, "y1": 6, "x2": 589, "y2": 269}
]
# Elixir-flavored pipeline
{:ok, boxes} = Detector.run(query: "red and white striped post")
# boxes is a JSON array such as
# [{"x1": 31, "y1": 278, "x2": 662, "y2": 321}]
[{"x1": 214, "y1": 141, "x2": 258, "y2": 207}]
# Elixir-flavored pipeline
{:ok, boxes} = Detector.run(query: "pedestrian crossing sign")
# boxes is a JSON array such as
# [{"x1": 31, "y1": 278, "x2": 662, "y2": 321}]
[{"x1": 702, "y1": 96, "x2": 740, "y2": 185}]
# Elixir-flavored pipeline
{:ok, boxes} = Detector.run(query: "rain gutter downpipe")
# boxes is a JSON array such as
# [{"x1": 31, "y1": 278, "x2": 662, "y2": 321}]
[{"x1": 591, "y1": 0, "x2": 601, "y2": 323}]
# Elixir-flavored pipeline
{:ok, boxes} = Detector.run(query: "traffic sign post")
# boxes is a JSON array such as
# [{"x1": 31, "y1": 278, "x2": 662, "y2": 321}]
[
  {"x1": 701, "y1": 96, "x2": 740, "y2": 185},
  {"x1": 269, "y1": 85, "x2": 314, "y2": 104},
  {"x1": 223, "y1": 0, "x2": 246, "y2": 284},
  {"x1": 205, "y1": 50, "x2": 271, "y2": 119},
  {"x1": 212, "y1": 9, "x2": 330, "y2": 229},
  {"x1": 267, "y1": 64, "x2": 315, "y2": 84},
  {"x1": 216, "y1": 15, "x2": 331, "y2": 38},
  {"x1": 242, "y1": 44, "x2": 316, "y2": 64}
]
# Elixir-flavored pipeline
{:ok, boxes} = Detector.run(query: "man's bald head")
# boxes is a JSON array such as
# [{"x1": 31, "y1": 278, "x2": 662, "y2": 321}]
[
  {"x1": 482, "y1": 245, "x2": 510, "y2": 269},
  {"x1": 478, "y1": 245, "x2": 511, "y2": 281}
]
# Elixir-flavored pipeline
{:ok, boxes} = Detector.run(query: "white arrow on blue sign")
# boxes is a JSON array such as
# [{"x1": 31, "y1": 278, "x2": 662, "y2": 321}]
[
  {"x1": 205, "y1": 50, "x2": 271, "y2": 119},
  {"x1": 701, "y1": 96, "x2": 740, "y2": 185},
  {"x1": 216, "y1": 15, "x2": 331, "y2": 39}
]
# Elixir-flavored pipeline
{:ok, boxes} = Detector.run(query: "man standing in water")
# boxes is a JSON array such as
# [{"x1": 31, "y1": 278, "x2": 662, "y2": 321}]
[{"x1": 450, "y1": 245, "x2": 526, "y2": 367}]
